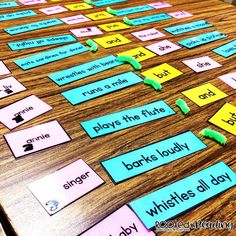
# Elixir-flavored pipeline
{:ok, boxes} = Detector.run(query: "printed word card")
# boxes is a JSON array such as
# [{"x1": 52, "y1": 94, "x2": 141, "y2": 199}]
[
  {"x1": 92, "y1": 0, "x2": 127, "y2": 7},
  {"x1": 141, "y1": 63, "x2": 183, "y2": 83},
  {"x1": 164, "y1": 20, "x2": 212, "y2": 35},
  {"x1": 81, "y1": 100, "x2": 175, "y2": 138},
  {"x1": 94, "y1": 34, "x2": 131, "y2": 48},
  {"x1": 219, "y1": 72, "x2": 236, "y2": 89},
  {"x1": 127, "y1": 13, "x2": 171, "y2": 26},
  {"x1": 81, "y1": 205, "x2": 155, "y2": 235},
  {"x1": 14, "y1": 42, "x2": 88, "y2": 70},
  {"x1": 182, "y1": 83, "x2": 228, "y2": 106},
  {"x1": 4, "y1": 18, "x2": 64, "y2": 35},
  {"x1": 110, "y1": 5, "x2": 154, "y2": 16},
  {"x1": 0, "y1": 77, "x2": 26, "y2": 99},
  {"x1": 60, "y1": 15, "x2": 90, "y2": 25},
  {"x1": 102, "y1": 131, "x2": 206, "y2": 183},
  {"x1": 0, "y1": 95, "x2": 52, "y2": 130},
  {"x1": 62, "y1": 72, "x2": 142, "y2": 105},
  {"x1": 19, "y1": 0, "x2": 47, "y2": 5},
  {"x1": 117, "y1": 47, "x2": 156, "y2": 62},
  {"x1": 8, "y1": 34, "x2": 77, "y2": 50},
  {"x1": 65, "y1": 3, "x2": 92, "y2": 11},
  {"x1": 146, "y1": 40, "x2": 181, "y2": 56},
  {"x1": 209, "y1": 103, "x2": 236, "y2": 136},
  {"x1": 28, "y1": 159, "x2": 104, "y2": 214},
  {"x1": 39, "y1": 6, "x2": 68, "y2": 15},
  {"x1": 4, "y1": 120, "x2": 71, "y2": 158},
  {"x1": 49, "y1": 55, "x2": 123, "y2": 86},
  {"x1": 0, "y1": 61, "x2": 10, "y2": 76},
  {"x1": 0, "y1": 1, "x2": 19, "y2": 8},
  {"x1": 70, "y1": 27, "x2": 103, "y2": 37},
  {"x1": 99, "y1": 22, "x2": 130, "y2": 32},
  {"x1": 213, "y1": 40, "x2": 236, "y2": 58},
  {"x1": 131, "y1": 28, "x2": 165, "y2": 41},
  {"x1": 0, "y1": 10, "x2": 37, "y2": 21},
  {"x1": 179, "y1": 31, "x2": 227, "y2": 49},
  {"x1": 148, "y1": 2, "x2": 172, "y2": 9},
  {"x1": 168, "y1": 11, "x2": 193, "y2": 19},
  {"x1": 86, "y1": 11, "x2": 114, "y2": 20},
  {"x1": 129, "y1": 162, "x2": 236, "y2": 229},
  {"x1": 182, "y1": 56, "x2": 222, "y2": 73}
]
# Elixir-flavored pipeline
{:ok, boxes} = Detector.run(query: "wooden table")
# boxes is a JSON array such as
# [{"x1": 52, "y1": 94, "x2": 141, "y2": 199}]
[{"x1": 0, "y1": 0, "x2": 235, "y2": 235}]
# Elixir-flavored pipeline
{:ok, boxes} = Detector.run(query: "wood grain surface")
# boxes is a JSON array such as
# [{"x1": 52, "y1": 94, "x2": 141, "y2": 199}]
[{"x1": 0, "y1": 0, "x2": 235, "y2": 235}]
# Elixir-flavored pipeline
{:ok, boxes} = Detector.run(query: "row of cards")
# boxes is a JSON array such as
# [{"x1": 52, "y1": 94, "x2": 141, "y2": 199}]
[
  {"x1": 1, "y1": 1, "x2": 172, "y2": 22},
  {"x1": 46, "y1": 54, "x2": 222, "y2": 86},
  {"x1": 0, "y1": 62, "x2": 234, "y2": 134},
  {"x1": 12, "y1": 0, "x2": 127, "y2": 7},
  {"x1": 80, "y1": 100, "x2": 236, "y2": 138},
  {"x1": 2, "y1": 8, "x2": 199, "y2": 35},
  {"x1": 33, "y1": 2, "x2": 172, "y2": 16},
  {"x1": 61, "y1": 71, "x2": 235, "y2": 105},
  {"x1": 3, "y1": 16, "x2": 215, "y2": 36},
  {"x1": 2, "y1": 94, "x2": 235, "y2": 158},
  {"x1": 27, "y1": 157, "x2": 236, "y2": 235},
  {"x1": 3, "y1": 47, "x2": 223, "y2": 85},
  {"x1": 8, "y1": 29, "x2": 233, "y2": 74},
  {"x1": 8, "y1": 36, "x2": 234, "y2": 77},
  {"x1": 10, "y1": 5, "x2": 192, "y2": 19}
]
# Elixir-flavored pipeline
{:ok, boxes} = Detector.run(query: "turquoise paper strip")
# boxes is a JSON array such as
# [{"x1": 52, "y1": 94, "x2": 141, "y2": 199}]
[
  {"x1": 4, "y1": 18, "x2": 64, "y2": 35},
  {"x1": 92, "y1": 0, "x2": 127, "y2": 7},
  {"x1": 102, "y1": 131, "x2": 207, "y2": 183},
  {"x1": 0, "y1": 10, "x2": 37, "y2": 21},
  {"x1": 8, "y1": 34, "x2": 77, "y2": 50},
  {"x1": 62, "y1": 71, "x2": 142, "y2": 105},
  {"x1": 81, "y1": 100, "x2": 175, "y2": 138},
  {"x1": 49, "y1": 55, "x2": 124, "y2": 86},
  {"x1": 129, "y1": 162, "x2": 236, "y2": 229},
  {"x1": 131, "y1": 13, "x2": 171, "y2": 26},
  {"x1": 213, "y1": 39, "x2": 236, "y2": 58},
  {"x1": 115, "y1": 5, "x2": 154, "y2": 16},
  {"x1": 14, "y1": 42, "x2": 88, "y2": 70},
  {"x1": 164, "y1": 20, "x2": 213, "y2": 35},
  {"x1": 0, "y1": 2, "x2": 19, "y2": 8},
  {"x1": 179, "y1": 31, "x2": 227, "y2": 48}
]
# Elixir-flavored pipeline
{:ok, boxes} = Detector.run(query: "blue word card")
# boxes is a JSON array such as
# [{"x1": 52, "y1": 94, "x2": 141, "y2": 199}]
[
  {"x1": 0, "y1": 2, "x2": 19, "y2": 8},
  {"x1": 213, "y1": 39, "x2": 236, "y2": 58},
  {"x1": 92, "y1": 0, "x2": 127, "y2": 7},
  {"x1": 114, "y1": 5, "x2": 154, "y2": 16},
  {"x1": 81, "y1": 100, "x2": 175, "y2": 138},
  {"x1": 102, "y1": 131, "x2": 207, "y2": 183},
  {"x1": 179, "y1": 31, "x2": 227, "y2": 48},
  {"x1": 129, "y1": 162, "x2": 236, "y2": 229},
  {"x1": 14, "y1": 42, "x2": 88, "y2": 70},
  {"x1": 0, "y1": 10, "x2": 37, "y2": 21},
  {"x1": 62, "y1": 72, "x2": 142, "y2": 105},
  {"x1": 49, "y1": 55, "x2": 123, "y2": 86},
  {"x1": 4, "y1": 18, "x2": 64, "y2": 35},
  {"x1": 8, "y1": 34, "x2": 77, "y2": 50},
  {"x1": 164, "y1": 20, "x2": 212, "y2": 35},
  {"x1": 130, "y1": 13, "x2": 171, "y2": 26}
]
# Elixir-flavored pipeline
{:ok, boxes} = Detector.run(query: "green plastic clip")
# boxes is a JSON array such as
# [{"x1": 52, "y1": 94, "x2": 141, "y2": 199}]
[
  {"x1": 176, "y1": 98, "x2": 190, "y2": 115},
  {"x1": 106, "y1": 7, "x2": 117, "y2": 15},
  {"x1": 123, "y1": 16, "x2": 134, "y2": 25},
  {"x1": 86, "y1": 39, "x2": 98, "y2": 52},
  {"x1": 117, "y1": 55, "x2": 142, "y2": 70},
  {"x1": 200, "y1": 128, "x2": 227, "y2": 145},
  {"x1": 84, "y1": 0, "x2": 92, "y2": 5},
  {"x1": 144, "y1": 78, "x2": 162, "y2": 91}
]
